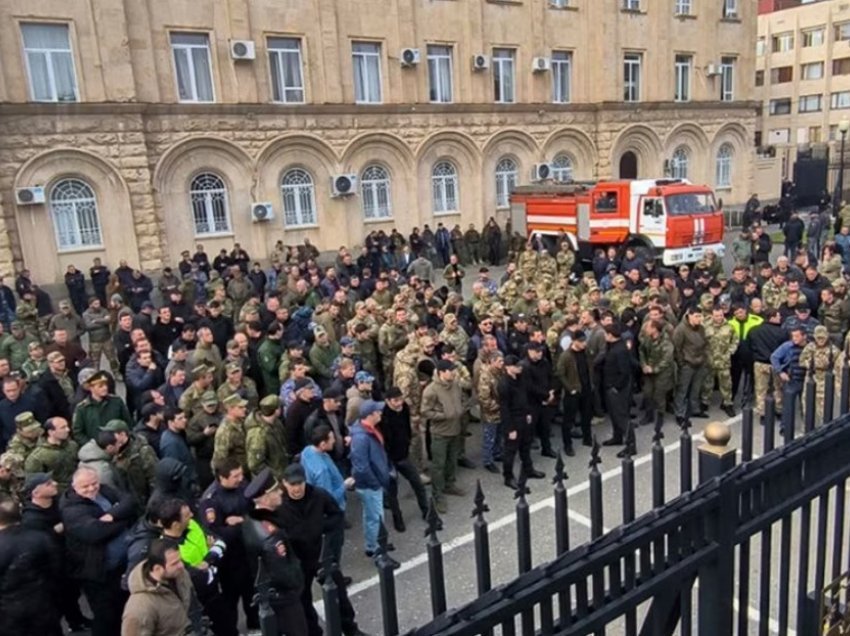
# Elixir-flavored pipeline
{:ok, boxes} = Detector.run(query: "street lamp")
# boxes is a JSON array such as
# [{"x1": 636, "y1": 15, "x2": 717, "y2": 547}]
[{"x1": 836, "y1": 118, "x2": 850, "y2": 216}]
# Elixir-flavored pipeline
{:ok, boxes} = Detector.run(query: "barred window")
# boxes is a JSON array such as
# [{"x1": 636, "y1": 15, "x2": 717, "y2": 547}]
[
  {"x1": 552, "y1": 154, "x2": 574, "y2": 182},
  {"x1": 495, "y1": 157, "x2": 518, "y2": 208},
  {"x1": 715, "y1": 144, "x2": 733, "y2": 188},
  {"x1": 281, "y1": 169, "x2": 317, "y2": 227},
  {"x1": 189, "y1": 173, "x2": 231, "y2": 235},
  {"x1": 50, "y1": 179, "x2": 102, "y2": 249},
  {"x1": 670, "y1": 147, "x2": 690, "y2": 180},
  {"x1": 360, "y1": 165, "x2": 391, "y2": 220},
  {"x1": 432, "y1": 161, "x2": 458, "y2": 214}
]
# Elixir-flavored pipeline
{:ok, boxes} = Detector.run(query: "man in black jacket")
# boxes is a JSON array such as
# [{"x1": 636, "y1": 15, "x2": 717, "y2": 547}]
[
  {"x1": 783, "y1": 211, "x2": 805, "y2": 258},
  {"x1": 252, "y1": 464, "x2": 369, "y2": 636},
  {"x1": 748, "y1": 308, "x2": 788, "y2": 421},
  {"x1": 380, "y1": 387, "x2": 429, "y2": 532},
  {"x1": 60, "y1": 465, "x2": 136, "y2": 636},
  {"x1": 498, "y1": 355, "x2": 545, "y2": 490},
  {"x1": 601, "y1": 324, "x2": 638, "y2": 457},
  {"x1": 38, "y1": 351, "x2": 76, "y2": 421},
  {"x1": 0, "y1": 374, "x2": 48, "y2": 451},
  {"x1": 523, "y1": 342, "x2": 558, "y2": 458},
  {"x1": 0, "y1": 493, "x2": 62, "y2": 635}
]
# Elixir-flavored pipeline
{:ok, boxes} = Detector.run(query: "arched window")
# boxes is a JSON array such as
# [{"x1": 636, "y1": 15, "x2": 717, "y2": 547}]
[
  {"x1": 715, "y1": 144, "x2": 734, "y2": 188},
  {"x1": 360, "y1": 164, "x2": 392, "y2": 220},
  {"x1": 495, "y1": 157, "x2": 518, "y2": 208},
  {"x1": 50, "y1": 178, "x2": 102, "y2": 250},
  {"x1": 670, "y1": 146, "x2": 690, "y2": 180},
  {"x1": 189, "y1": 172, "x2": 231, "y2": 235},
  {"x1": 552, "y1": 154, "x2": 574, "y2": 182},
  {"x1": 281, "y1": 169, "x2": 317, "y2": 227},
  {"x1": 432, "y1": 161, "x2": 458, "y2": 213}
]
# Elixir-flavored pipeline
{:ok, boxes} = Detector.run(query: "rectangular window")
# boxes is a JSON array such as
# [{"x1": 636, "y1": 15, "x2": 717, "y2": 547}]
[
  {"x1": 835, "y1": 22, "x2": 850, "y2": 42},
  {"x1": 801, "y1": 62, "x2": 824, "y2": 80},
  {"x1": 769, "y1": 98, "x2": 792, "y2": 115},
  {"x1": 21, "y1": 23, "x2": 78, "y2": 102},
  {"x1": 427, "y1": 45, "x2": 453, "y2": 103},
  {"x1": 622, "y1": 0, "x2": 640, "y2": 10},
  {"x1": 674, "y1": 54, "x2": 692, "y2": 102},
  {"x1": 623, "y1": 52, "x2": 642, "y2": 102},
  {"x1": 756, "y1": 37, "x2": 765, "y2": 57},
  {"x1": 268, "y1": 37, "x2": 304, "y2": 104},
  {"x1": 352, "y1": 41, "x2": 382, "y2": 104},
  {"x1": 755, "y1": 70, "x2": 764, "y2": 87},
  {"x1": 834, "y1": 58, "x2": 850, "y2": 76},
  {"x1": 549, "y1": 0, "x2": 569, "y2": 7},
  {"x1": 723, "y1": 0, "x2": 738, "y2": 18},
  {"x1": 832, "y1": 91, "x2": 850, "y2": 109},
  {"x1": 551, "y1": 50, "x2": 572, "y2": 103},
  {"x1": 770, "y1": 65, "x2": 793, "y2": 84},
  {"x1": 492, "y1": 48, "x2": 516, "y2": 103},
  {"x1": 720, "y1": 56, "x2": 735, "y2": 101},
  {"x1": 771, "y1": 32, "x2": 794, "y2": 53},
  {"x1": 802, "y1": 27, "x2": 825, "y2": 47},
  {"x1": 798, "y1": 94, "x2": 822, "y2": 113},
  {"x1": 830, "y1": 125, "x2": 839, "y2": 141},
  {"x1": 674, "y1": 0, "x2": 691, "y2": 15},
  {"x1": 170, "y1": 32, "x2": 214, "y2": 103},
  {"x1": 809, "y1": 126, "x2": 823, "y2": 143}
]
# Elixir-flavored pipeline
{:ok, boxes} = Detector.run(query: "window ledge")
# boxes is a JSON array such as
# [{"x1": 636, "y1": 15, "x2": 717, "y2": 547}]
[
  {"x1": 487, "y1": 0, "x2": 523, "y2": 5},
  {"x1": 674, "y1": 13, "x2": 697, "y2": 20},
  {"x1": 434, "y1": 210, "x2": 461, "y2": 216},
  {"x1": 194, "y1": 231, "x2": 234, "y2": 239},
  {"x1": 715, "y1": 186, "x2": 733, "y2": 192},
  {"x1": 720, "y1": 17, "x2": 741, "y2": 24},
  {"x1": 284, "y1": 224, "x2": 319, "y2": 231},
  {"x1": 621, "y1": 8, "x2": 647, "y2": 15},
  {"x1": 57, "y1": 245, "x2": 105, "y2": 255},
  {"x1": 548, "y1": 4, "x2": 579, "y2": 11},
  {"x1": 364, "y1": 217, "x2": 394, "y2": 224}
]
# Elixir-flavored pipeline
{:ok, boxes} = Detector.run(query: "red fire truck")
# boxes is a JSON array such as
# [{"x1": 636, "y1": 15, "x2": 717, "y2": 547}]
[{"x1": 510, "y1": 179, "x2": 725, "y2": 266}]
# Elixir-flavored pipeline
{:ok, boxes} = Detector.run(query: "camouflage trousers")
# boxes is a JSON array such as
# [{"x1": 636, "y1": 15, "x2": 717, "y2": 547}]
[
  {"x1": 702, "y1": 365, "x2": 734, "y2": 407},
  {"x1": 802, "y1": 373, "x2": 836, "y2": 425},
  {"x1": 409, "y1": 416, "x2": 427, "y2": 472},
  {"x1": 642, "y1": 371, "x2": 674, "y2": 411},
  {"x1": 753, "y1": 362, "x2": 783, "y2": 417},
  {"x1": 89, "y1": 339, "x2": 119, "y2": 373}
]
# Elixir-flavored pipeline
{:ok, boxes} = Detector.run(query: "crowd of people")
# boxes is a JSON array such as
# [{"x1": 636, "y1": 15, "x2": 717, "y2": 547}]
[{"x1": 0, "y1": 205, "x2": 849, "y2": 635}]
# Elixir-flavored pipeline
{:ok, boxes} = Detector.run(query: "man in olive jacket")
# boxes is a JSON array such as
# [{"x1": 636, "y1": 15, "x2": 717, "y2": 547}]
[{"x1": 72, "y1": 371, "x2": 132, "y2": 445}]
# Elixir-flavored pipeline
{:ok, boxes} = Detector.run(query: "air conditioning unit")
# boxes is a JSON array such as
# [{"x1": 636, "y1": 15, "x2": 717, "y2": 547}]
[
  {"x1": 532, "y1": 57, "x2": 551, "y2": 73},
  {"x1": 531, "y1": 163, "x2": 552, "y2": 182},
  {"x1": 705, "y1": 63, "x2": 720, "y2": 76},
  {"x1": 230, "y1": 40, "x2": 256, "y2": 61},
  {"x1": 251, "y1": 202, "x2": 274, "y2": 222},
  {"x1": 472, "y1": 54, "x2": 490, "y2": 71},
  {"x1": 400, "y1": 48, "x2": 420, "y2": 67},
  {"x1": 15, "y1": 187, "x2": 45, "y2": 206},
  {"x1": 331, "y1": 174, "x2": 358, "y2": 197}
]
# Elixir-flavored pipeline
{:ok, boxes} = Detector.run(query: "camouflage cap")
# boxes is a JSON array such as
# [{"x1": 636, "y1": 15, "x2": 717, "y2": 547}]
[
  {"x1": 551, "y1": 311, "x2": 566, "y2": 323},
  {"x1": 27, "y1": 341, "x2": 42, "y2": 352},
  {"x1": 201, "y1": 390, "x2": 219, "y2": 407},
  {"x1": 443, "y1": 312, "x2": 457, "y2": 325},
  {"x1": 419, "y1": 335, "x2": 436, "y2": 349},
  {"x1": 814, "y1": 325, "x2": 829, "y2": 339},
  {"x1": 833, "y1": 279, "x2": 848, "y2": 289},
  {"x1": 14, "y1": 411, "x2": 38, "y2": 433},
  {"x1": 258, "y1": 395, "x2": 281, "y2": 416},
  {"x1": 699, "y1": 293, "x2": 714, "y2": 307},
  {"x1": 613, "y1": 274, "x2": 626, "y2": 284},
  {"x1": 225, "y1": 361, "x2": 243, "y2": 374},
  {"x1": 100, "y1": 419, "x2": 130, "y2": 433},
  {"x1": 46, "y1": 350, "x2": 64, "y2": 363},
  {"x1": 222, "y1": 393, "x2": 248, "y2": 409},
  {"x1": 192, "y1": 363, "x2": 213, "y2": 379}
]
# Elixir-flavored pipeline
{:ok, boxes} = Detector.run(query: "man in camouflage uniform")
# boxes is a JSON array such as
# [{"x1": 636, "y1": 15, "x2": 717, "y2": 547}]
[
  {"x1": 464, "y1": 224, "x2": 482, "y2": 265},
  {"x1": 178, "y1": 363, "x2": 216, "y2": 420},
  {"x1": 761, "y1": 270, "x2": 788, "y2": 311},
  {"x1": 1, "y1": 322, "x2": 37, "y2": 371},
  {"x1": 105, "y1": 419, "x2": 157, "y2": 504},
  {"x1": 277, "y1": 341, "x2": 308, "y2": 385},
  {"x1": 7, "y1": 412, "x2": 42, "y2": 462},
  {"x1": 216, "y1": 361, "x2": 259, "y2": 412},
  {"x1": 15, "y1": 292, "x2": 40, "y2": 340},
  {"x1": 517, "y1": 244, "x2": 538, "y2": 281},
  {"x1": 187, "y1": 390, "x2": 221, "y2": 489},
  {"x1": 639, "y1": 320, "x2": 676, "y2": 426},
  {"x1": 439, "y1": 313, "x2": 470, "y2": 361},
  {"x1": 370, "y1": 278, "x2": 394, "y2": 309},
  {"x1": 378, "y1": 307, "x2": 410, "y2": 386},
  {"x1": 394, "y1": 337, "x2": 432, "y2": 472},
  {"x1": 225, "y1": 266, "x2": 254, "y2": 320},
  {"x1": 605, "y1": 275, "x2": 631, "y2": 316},
  {"x1": 702, "y1": 306, "x2": 740, "y2": 417},
  {"x1": 351, "y1": 323, "x2": 379, "y2": 376},
  {"x1": 24, "y1": 416, "x2": 78, "y2": 491},
  {"x1": 556, "y1": 241, "x2": 576, "y2": 278},
  {"x1": 471, "y1": 286, "x2": 496, "y2": 323},
  {"x1": 818, "y1": 285, "x2": 850, "y2": 348},
  {"x1": 476, "y1": 351, "x2": 503, "y2": 472},
  {"x1": 498, "y1": 273, "x2": 523, "y2": 309},
  {"x1": 538, "y1": 250, "x2": 557, "y2": 280},
  {"x1": 21, "y1": 341, "x2": 47, "y2": 381},
  {"x1": 0, "y1": 452, "x2": 24, "y2": 502},
  {"x1": 511, "y1": 286, "x2": 539, "y2": 319},
  {"x1": 82, "y1": 297, "x2": 119, "y2": 372},
  {"x1": 800, "y1": 325, "x2": 841, "y2": 424},
  {"x1": 245, "y1": 395, "x2": 288, "y2": 480},
  {"x1": 213, "y1": 393, "x2": 249, "y2": 471}
]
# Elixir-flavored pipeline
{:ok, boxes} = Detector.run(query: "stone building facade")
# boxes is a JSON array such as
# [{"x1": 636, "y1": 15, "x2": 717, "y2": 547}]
[{"x1": 0, "y1": 0, "x2": 758, "y2": 284}]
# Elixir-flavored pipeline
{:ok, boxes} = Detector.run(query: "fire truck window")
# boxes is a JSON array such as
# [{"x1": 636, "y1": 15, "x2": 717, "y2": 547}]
[
  {"x1": 665, "y1": 193, "x2": 716, "y2": 216},
  {"x1": 644, "y1": 199, "x2": 663, "y2": 217},
  {"x1": 596, "y1": 192, "x2": 617, "y2": 212}
]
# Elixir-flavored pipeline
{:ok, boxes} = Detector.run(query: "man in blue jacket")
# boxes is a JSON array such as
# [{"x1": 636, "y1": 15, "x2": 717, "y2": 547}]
[{"x1": 349, "y1": 400, "x2": 390, "y2": 557}]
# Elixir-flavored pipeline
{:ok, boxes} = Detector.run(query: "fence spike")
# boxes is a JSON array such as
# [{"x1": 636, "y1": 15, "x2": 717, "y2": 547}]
[
  {"x1": 425, "y1": 497, "x2": 443, "y2": 540},
  {"x1": 653, "y1": 411, "x2": 665, "y2": 444},
  {"x1": 514, "y1": 472, "x2": 530, "y2": 500},
  {"x1": 472, "y1": 479, "x2": 490, "y2": 521},
  {"x1": 552, "y1": 450, "x2": 567, "y2": 486},
  {"x1": 589, "y1": 435, "x2": 601, "y2": 469}
]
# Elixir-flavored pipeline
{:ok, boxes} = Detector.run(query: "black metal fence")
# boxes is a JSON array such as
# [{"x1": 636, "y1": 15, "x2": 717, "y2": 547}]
[{"x1": 314, "y1": 357, "x2": 850, "y2": 635}]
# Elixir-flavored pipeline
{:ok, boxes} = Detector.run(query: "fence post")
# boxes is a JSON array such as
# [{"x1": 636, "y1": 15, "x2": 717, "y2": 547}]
[
  {"x1": 840, "y1": 342, "x2": 850, "y2": 415},
  {"x1": 425, "y1": 499, "x2": 447, "y2": 618},
  {"x1": 589, "y1": 437, "x2": 603, "y2": 540},
  {"x1": 697, "y1": 421, "x2": 737, "y2": 636},
  {"x1": 652, "y1": 414, "x2": 665, "y2": 508},
  {"x1": 318, "y1": 534, "x2": 343, "y2": 636},
  {"x1": 680, "y1": 416, "x2": 693, "y2": 493},
  {"x1": 375, "y1": 521, "x2": 400, "y2": 636},
  {"x1": 824, "y1": 347, "x2": 836, "y2": 423},
  {"x1": 552, "y1": 452, "x2": 571, "y2": 628},
  {"x1": 515, "y1": 475, "x2": 535, "y2": 636}
]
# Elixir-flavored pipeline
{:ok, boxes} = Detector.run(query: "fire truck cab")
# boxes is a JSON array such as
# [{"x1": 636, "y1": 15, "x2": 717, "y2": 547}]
[{"x1": 510, "y1": 178, "x2": 725, "y2": 266}]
